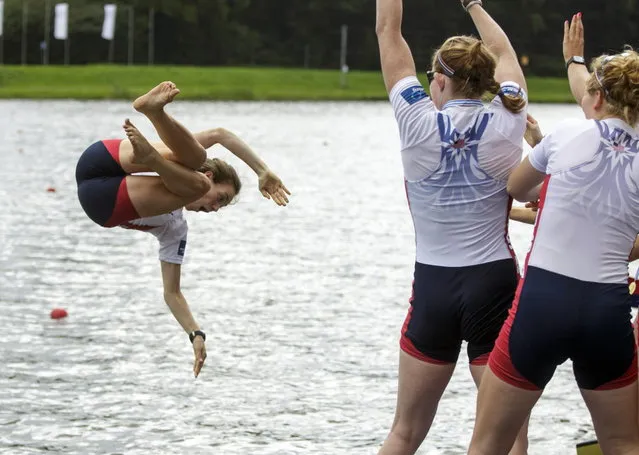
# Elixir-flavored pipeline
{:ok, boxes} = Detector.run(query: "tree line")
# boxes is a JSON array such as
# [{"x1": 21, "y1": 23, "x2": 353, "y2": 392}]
[{"x1": 1, "y1": 0, "x2": 637, "y2": 76}]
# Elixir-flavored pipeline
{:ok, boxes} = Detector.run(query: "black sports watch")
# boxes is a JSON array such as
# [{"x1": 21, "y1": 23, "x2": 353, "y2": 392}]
[
  {"x1": 566, "y1": 55, "x2": 586, "y2": 69},
  {"x1": 189, "y1": 330, "x2": 206, "y2": 343},
  {"x1": 461, "y1": 0, "x2": 482, "y2": 11}
]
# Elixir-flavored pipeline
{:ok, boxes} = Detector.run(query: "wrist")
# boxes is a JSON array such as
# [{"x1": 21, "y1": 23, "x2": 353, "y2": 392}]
[
  {"x1": 189, "y1": 330, "x2": 206, "y2": 343},
  {"x1": 565, "y1": 55, "x2": 586, "y2": 69},
  {"x1": 461, "y1": 0, "x2": 482, "y2": 12}
]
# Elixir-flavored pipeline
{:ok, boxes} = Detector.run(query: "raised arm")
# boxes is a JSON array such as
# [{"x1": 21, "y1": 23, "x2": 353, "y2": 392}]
[
  {"x1": 463, "y1": 0, "x2": 526, "y2": 91},
  {"x1": 161, "y1": 260, "x2": 207, "y2": 377},
  {"x1": 208, "y1": 128, "x2": 291, "y2": 206},
  {"x1": 207, "y1": 128, "x2": 267, "y2": 176},
  {"x1": 563, "y1": 13, "x2": 589, "y2": 106},
  {"x1": 376, "y1": 0, "x2": 417, "y2": 93}
]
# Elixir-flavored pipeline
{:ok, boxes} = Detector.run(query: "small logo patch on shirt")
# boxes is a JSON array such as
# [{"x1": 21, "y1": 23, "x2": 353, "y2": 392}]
[
  {"x1": 401, "y1": 85, "x2": 428, "y2": 105},
  {"x1": 178, "y1": 240, "x2": 187, "y2": 257}
]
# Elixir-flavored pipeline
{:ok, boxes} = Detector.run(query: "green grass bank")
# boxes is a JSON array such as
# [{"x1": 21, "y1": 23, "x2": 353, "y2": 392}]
[{"x1": 0, "y1": 65, "x2": 574, "y2": 103}]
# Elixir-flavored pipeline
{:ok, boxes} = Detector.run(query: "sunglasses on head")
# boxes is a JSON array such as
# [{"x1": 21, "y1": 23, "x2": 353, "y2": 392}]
[{"x1": 426, "y1": 70, "x2": 435, "y2": 85}]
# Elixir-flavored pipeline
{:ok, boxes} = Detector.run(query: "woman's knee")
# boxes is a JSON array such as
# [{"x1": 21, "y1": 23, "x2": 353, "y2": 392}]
[{"x1": 387, "y1": 418, "x2": 429, "y2": 449}]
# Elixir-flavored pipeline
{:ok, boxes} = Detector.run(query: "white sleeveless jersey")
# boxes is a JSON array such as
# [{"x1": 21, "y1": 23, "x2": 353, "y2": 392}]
[
  {"x1": 389, "y1": 76, "x2": 527, "y2": 267},
  {"x1": 121, "y1": 209, "x2": 188, "y2": 265},
  {"x1": 527, "y1": 118, "x2": 639, "y2": 283}
]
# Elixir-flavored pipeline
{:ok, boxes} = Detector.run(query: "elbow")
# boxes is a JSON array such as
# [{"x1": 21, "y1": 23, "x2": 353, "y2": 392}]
[
  {"x1": 375, "y1": 20, "x2": 399, "y2": 37},
  {"x1": 194, "y1": 176, "x2": 212, "y2": 198},
  {"x1": 506, "y1": 183, "x2": 527, "y2": 203},
  {"x1": 375, "y1": 23, "x2": 387, "y2": 37},
  {"x1": 209, "y1": 127, "x2": 230, "y2": 144},
  {"x1": 184, "y1": 173, "x2": 211, "y2": 200},
  {"x1": 163, "y1": 289, "x2": 181, "y2": 303}
]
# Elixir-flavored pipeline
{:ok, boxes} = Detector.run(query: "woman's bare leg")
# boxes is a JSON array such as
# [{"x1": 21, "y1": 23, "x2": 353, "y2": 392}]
[
  {"x1": 581, "y1": 384, "x2": 639, "y2": 455},
  {"x1": 467, "y1": 368, "x2": 541, "y2": 455},
  {"x1": 377, "y1": 351, "x2": 456, "y2": 455},
  {"x1": 123, "y1": 119, "x2": 209, "y2": 200},
  {"x1": 118, "y1": 128, "x2": 221, "y2": 174},
  {"x1": 131, "y1": 81, "x2": 207, "y2": 170},
  {"x1": 634, "y1": 313, "x2": 639, "y2": 428},
  {"x1": 470, "y1": 364, "x2": 529, "y2": 455}
]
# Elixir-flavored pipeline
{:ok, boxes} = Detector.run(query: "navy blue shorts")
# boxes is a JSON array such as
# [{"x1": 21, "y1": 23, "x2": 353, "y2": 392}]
[
  {"x1": 490, "y1": 266, "x2": 637, "y2": 390},
  {"x1": 76, "y1": 139, "x2": 139, "y2": 227},
  {"x1": 400, "y1": 258, "x2": 519, "y2": 364}
]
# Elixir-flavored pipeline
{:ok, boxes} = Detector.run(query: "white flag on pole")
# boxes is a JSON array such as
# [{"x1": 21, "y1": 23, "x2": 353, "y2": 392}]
[
  {"x1": 102, "y1": 4, "x2": 117, "y2": 40},
  {"x1": 54, "y1": 3, "x2": 69, "y2": 40},
  {"x1": 0, "y1": 1, "x2": 4, "y2": 37}
]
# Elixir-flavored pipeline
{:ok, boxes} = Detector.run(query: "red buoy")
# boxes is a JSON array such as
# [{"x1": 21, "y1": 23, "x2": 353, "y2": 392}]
[
  {"x1": 46, "y1": 187, "x2": 56, "y2": 193},
  {"x1": 50, "y1": 308, "x2": 68, "y2": 319}
]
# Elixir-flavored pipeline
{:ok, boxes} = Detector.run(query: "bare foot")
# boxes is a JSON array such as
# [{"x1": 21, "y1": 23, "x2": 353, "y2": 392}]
[
  {"x1": 132, "y1": 81, "x2": 180, "y2": 114},
  {"x1": 123, "y1": 119, "x2": 160, "y2": 165}
]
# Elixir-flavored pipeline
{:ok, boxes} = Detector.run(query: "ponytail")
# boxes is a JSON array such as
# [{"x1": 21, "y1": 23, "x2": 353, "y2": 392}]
[
  {"x1": 434, "y1": 35, "x2": 526, "y2": 114},
  {"x1": 494, "y1": 83, "x2": 527, "y2": 114}
]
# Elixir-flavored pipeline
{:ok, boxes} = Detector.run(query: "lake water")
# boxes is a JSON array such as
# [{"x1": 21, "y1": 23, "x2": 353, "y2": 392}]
[{"x1": 0, "y1": 100, "x2": 631, "y2": 455}]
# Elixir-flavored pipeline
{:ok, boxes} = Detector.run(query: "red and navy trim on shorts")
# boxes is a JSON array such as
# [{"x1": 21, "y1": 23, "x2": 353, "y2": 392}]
[
  {"x1": 488, "y1": 176, "x2": 638, "y2": 390},
  {"x1": 75, "y1": 139, "x2": 140, "y2": 227}
]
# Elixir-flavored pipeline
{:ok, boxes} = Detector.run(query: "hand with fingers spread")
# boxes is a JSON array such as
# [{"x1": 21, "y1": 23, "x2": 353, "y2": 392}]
[
  {"x1": 524, "y1": 114, "x2": 544, "y2": 148},
  {"x1": 563, "y1": 12, "x2": 585, "y2": 64},
  {"x1": 258, "y1": 170, "x2": 291, "y2": 206},
  {"x1": 192, "y1": 336, "x2": 207, "y2": 378}
]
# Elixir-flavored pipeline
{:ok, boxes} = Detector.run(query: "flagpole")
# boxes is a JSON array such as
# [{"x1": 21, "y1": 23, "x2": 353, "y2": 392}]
[
  {"x1": 21, "y1": 1, "x2": 28, "y2": 65},
  {"x1": 127, "y1": 5, "x2": 134, "y2": 66},
  {"x1": 148, "y1": 7, "x2": 154, "y2": 65},
  {"x1": 102, "y1": 4, "x2": 117, "y2": 63},
  {"x1": 43, "y1": 0, "x2": 51, "y2": 64},
  {"x1": 108, "y1": 34, "x2": 114, "y2": 63},
  {"x1": 54, "y1": 3, "x2": 70, "y2": 65},
  {"x1": 0, "y1": 0, "x2": 4, "y2": 65}
]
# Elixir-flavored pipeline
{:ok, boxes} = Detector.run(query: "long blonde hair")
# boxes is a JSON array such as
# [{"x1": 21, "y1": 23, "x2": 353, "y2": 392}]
[{"x1": 433, "y1": 36, "x2": 526, "y2": 114}]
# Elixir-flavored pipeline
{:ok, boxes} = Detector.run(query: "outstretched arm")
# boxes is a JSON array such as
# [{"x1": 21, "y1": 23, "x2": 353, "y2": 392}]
[
  {"x1": 563, "y1": 13, "x2": 589, "y2": 106},
  {"x1": 161, "y1": 261, "x2": 207, "y2": 378},
  {"x1": 463, "y1": 0, "x2": 526, "y2": 91},
  {"x1": 204, "y1": 128, "x2": 291, "y2": 206},
  {"x1": 204, "y1": 128, "x2": 268, "y2": 176},
  {"x1": 376, "y1": 0, "x2": 417, "y2": 93}
]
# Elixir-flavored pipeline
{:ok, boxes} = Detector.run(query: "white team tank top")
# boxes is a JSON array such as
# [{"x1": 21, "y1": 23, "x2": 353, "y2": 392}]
[
  {"x1": 527, "y1": 118, "x2": 639, "y2": 283},
  {"x1": 389, "y1": 76, "x2": 527, "y2": 267}
]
